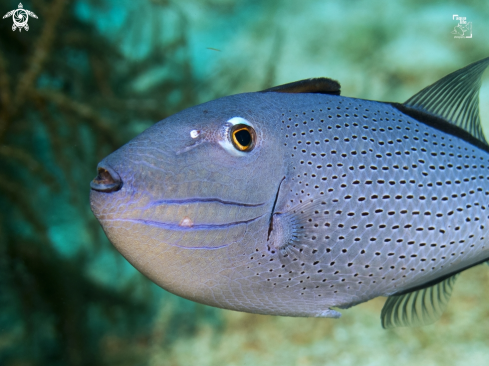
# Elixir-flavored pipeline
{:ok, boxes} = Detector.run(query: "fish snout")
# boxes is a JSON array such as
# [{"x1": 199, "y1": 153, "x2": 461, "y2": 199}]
[{"x1": 90, "y1": 164, "x2": 122, "y2": 193}]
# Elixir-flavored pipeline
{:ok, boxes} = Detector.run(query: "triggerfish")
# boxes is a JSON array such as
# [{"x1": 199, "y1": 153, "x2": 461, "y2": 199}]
[{"x1": 90, "y1": 57, "x2": 489, "y2": 328}]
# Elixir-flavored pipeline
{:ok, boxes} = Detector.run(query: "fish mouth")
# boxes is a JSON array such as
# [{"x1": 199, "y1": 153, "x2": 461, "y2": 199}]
[{"x1": 90, "y1": 164, "x2": 122, "y2": 193}]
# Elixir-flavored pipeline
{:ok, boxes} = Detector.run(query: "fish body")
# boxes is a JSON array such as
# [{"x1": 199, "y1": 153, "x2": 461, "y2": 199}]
[{"x1": 90, "y1": 58, "x2": 489, "y2": 327}]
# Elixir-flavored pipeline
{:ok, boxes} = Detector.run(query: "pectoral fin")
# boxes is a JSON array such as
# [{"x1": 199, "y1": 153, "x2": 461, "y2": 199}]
[
  {"x1": 381, "y1": 273, "x2": 459, "y2": 329},
  {"x1": 267, "y1": 198, "x2": 327, "y2": 253}
]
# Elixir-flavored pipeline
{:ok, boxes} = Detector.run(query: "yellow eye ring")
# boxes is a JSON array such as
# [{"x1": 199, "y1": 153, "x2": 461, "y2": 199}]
[{"x1": 230, "y1": 124, "x2": 256, "y2": 152}]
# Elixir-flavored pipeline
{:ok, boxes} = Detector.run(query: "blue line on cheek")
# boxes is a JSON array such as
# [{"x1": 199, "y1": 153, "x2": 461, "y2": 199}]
[
  {"x1": 104, "y1": 214, "x2": 264, "y2": 250},
  {"x1": 108, "y1": 214, "x2": 265, "y2": 231},
  {"x1": 158, "y1": 242, "x2": 232, "y2": 250},
  {"x1": 147, "y1": 198, "x2": 268, "y2": 208}
]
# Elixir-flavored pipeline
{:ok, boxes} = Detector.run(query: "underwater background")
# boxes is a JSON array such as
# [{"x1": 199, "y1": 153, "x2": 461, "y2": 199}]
[{"x1": 1, "y1": 0, "x2": 489, "y2": 365}]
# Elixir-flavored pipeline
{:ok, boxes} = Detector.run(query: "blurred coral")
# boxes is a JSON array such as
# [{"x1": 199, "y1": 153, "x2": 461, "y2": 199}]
[{"x1": 0, "y1": 0, "x2": 256, "y2": 365}]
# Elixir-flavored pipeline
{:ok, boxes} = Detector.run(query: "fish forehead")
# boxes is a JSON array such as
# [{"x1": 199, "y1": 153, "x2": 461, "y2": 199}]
[
  {"x1": 97, "y1": 93, "x2": 292, "y2": 204},
  {"x1": 269, "y1": 94, "x2": 489, "y2": 300}
]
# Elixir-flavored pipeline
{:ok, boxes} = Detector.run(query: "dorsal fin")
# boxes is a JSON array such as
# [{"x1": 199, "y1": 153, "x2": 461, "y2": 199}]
[
  {"x1": 402, "y1": 57, "x2": 489, "y2": 145},
  {"x1": 381, "y1": 273, "x2": 459, "y2": 329},
  {"x1": 260, "y1": 77, "x2": 341, "y2": 95}
]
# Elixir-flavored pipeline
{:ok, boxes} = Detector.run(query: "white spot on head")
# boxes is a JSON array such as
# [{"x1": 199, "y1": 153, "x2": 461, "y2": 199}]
[
  {"x1": 190, "y1": 130, "x2": 200, "y2": 139},
  {"x1": 179, "y1": 216, "x2": 194, "y2": 227}
]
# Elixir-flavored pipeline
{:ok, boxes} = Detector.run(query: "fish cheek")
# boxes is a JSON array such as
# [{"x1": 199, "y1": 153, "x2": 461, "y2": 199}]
[{"x1": 102, "y1": 221, "x2": 231, "y2": 304}]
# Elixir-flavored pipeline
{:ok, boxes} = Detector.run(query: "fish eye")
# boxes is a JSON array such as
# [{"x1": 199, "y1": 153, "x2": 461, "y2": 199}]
[
  {"x1": 219, "y1": 117, "x2": 257, "y2": 156},
  {"x1": 230, "y1": 124, "x2": 256, "y2": 152}
]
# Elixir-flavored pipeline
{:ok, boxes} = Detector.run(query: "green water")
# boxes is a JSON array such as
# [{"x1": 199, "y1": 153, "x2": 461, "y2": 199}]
[{"x1": 1, "y1": 0, "x2": 489, "y2": 365}]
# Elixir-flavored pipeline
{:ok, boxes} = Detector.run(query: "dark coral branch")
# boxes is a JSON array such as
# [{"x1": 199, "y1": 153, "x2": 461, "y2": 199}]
[
  {"x1": 10, "y1": 0, "x2": 66, "y2": 123},
  {"x1": 35, "y1": 90, "x2": 120, "y2": 147},
  {"x1": 0, "y1": 52, "x2": 12, "y2": 137},
  {"x1": 0, "y1": 145, "x2": 59, "y2": 189}
]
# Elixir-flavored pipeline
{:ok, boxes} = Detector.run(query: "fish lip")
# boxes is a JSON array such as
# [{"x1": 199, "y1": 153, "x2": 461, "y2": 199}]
[{"x1": 90, "y1": 164, "x2": 122, "y2": 193}]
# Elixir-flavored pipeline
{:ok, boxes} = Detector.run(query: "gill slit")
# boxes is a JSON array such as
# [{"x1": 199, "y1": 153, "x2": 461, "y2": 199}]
[{"x1": 267, "y1": 176, "x2": 285, "y2": 241}]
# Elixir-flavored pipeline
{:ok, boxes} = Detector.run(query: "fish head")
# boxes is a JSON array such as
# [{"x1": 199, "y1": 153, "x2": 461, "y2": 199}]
[{"x1": 89, "y1": 92, "x2": 286, "y2": 305}]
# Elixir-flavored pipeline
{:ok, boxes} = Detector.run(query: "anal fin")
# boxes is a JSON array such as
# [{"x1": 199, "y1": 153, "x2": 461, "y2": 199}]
[{"x1": 381, "y1": 273, "x2": 459, "y2": 329}]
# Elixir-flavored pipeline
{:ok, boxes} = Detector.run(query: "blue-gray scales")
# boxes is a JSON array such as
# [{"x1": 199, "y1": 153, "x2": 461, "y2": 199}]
[{"x1": 90, "y1": 57, "x2": 489, "y2": 328}]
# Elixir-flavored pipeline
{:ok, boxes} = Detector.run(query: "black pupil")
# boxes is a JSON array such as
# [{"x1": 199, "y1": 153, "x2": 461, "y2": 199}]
[{"x1": 235, "y1": 129, "x2": 251, "y2": 147}]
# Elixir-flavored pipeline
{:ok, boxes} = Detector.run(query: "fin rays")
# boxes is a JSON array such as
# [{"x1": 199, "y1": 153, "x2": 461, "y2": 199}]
[
  {"x1": 404, "y1": 57, "x2": 489, "y2": 144},
  {"x1": 381, "y1": 274, "x2": 459, "y2": 329}
]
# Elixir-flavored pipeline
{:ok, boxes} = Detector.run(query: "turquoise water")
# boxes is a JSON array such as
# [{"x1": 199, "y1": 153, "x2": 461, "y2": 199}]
[{"x1": 1, "y1": 0, "x2": 489, "y2": 365}]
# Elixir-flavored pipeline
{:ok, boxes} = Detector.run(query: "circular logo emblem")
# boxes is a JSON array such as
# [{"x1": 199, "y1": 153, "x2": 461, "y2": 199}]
[{"x1": 12, "y1": 9, "x2": 28, "y2": 28}]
